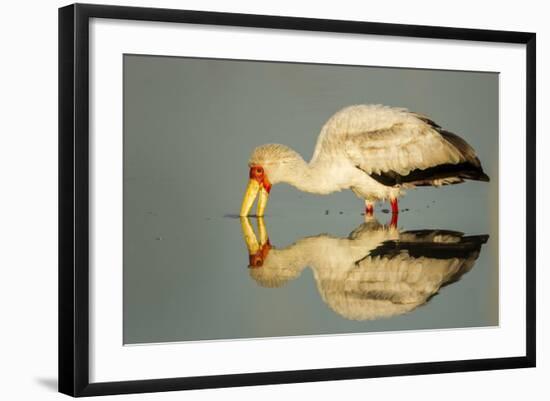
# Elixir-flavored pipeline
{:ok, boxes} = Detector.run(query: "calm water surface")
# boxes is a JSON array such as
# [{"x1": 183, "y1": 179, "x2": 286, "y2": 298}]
[{"x1": 123, "y1": 187, "x2": 498, "y2": 344}]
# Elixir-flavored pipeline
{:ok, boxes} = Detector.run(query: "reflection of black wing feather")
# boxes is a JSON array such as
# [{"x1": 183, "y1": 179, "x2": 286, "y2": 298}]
[{"x1": 369, "y1": 231, "x2": 489, "y2": 260}]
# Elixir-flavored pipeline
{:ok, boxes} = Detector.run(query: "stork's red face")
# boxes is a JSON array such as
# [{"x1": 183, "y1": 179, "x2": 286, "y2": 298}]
[
  {"x1": 240, "y1": 164, "x2": 272, "y2": 217},
  {"x1": 249, "y1": 165, "x2": 272, "y2": 193}
]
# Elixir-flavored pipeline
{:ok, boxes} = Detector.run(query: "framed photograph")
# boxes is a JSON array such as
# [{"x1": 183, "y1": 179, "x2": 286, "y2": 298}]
[{"x1": 58, "y1": 3, "x2": 536, "y2": 397}]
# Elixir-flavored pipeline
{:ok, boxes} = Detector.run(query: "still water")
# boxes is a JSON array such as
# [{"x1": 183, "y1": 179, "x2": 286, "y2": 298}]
[{"x1": 122, "y1": 55, "x2": 498, "y2": 344}]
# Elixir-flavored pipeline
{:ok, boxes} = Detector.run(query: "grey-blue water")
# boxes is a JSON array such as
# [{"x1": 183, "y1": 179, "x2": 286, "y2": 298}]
[{"x1": 123, "y1": 55, "x2": 498, "y2": 344}]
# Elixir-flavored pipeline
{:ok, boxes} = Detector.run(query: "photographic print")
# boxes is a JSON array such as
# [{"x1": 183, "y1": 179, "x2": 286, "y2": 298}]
[
  {"x1": 122, "y1": 54, "x2": 498, "y2": 345},
  {"x1": 59, "y1": 5, "x2": 536, "y2": 395}
]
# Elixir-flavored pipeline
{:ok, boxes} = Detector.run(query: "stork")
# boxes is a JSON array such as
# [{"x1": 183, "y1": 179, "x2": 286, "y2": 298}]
[{"x1": 240, "y1": 104, "x2": 489, "y2": 218}]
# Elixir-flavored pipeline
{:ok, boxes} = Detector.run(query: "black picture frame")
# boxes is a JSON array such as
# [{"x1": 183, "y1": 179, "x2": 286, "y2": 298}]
[{"x1": 59, "y1": 3, "x2": 536, "y2": 397}]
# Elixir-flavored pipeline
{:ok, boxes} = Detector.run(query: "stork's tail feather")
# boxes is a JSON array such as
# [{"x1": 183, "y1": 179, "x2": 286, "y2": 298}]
[
  {"x1": 435, "y1": 162, "x2": 490, "y2": 183},
  {"x1": 439, "y1": 129, "x2": 490, "y2": 182},
  {"x1": 465, "y1": 167, "x2": 490, "y2": 182},
  {"x1": 439, "y1": 130, "x2": 482, "y2": 166}
]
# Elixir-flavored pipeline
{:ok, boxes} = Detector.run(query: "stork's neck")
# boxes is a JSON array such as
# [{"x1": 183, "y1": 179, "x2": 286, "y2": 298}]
[{"x1": 279, "y1": 155, "x2": 341, "y2": 195}]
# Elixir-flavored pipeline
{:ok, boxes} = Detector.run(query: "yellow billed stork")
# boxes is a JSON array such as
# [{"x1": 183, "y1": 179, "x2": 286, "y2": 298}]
[{"x1": 240, "y1": 104, "x2": 489, "y2": 218}]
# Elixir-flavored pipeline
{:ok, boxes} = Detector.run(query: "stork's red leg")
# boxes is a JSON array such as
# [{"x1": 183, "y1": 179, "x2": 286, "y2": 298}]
[
  {"x1": 365, "y1": 203, "x2": 374, "y2": 216},
  {"x1": 390, "y1": 198, "x2": 399, "y2": 214},
  {"x1": 389, "y1": 212, "x2": 399, "y2": 228},
  {"x1": 389, "y1": 198, "x2": 399, "y2": 228}
]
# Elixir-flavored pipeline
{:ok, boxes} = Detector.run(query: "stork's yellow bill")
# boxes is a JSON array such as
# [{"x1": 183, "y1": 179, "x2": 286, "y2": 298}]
[{"x1": 240, "y1": 164, "x2": 271, "y2": 217}]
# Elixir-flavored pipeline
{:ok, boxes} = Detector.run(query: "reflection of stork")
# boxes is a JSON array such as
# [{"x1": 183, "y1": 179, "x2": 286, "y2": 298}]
[
  {"x1": 240, "y1": 104, "x2": 489, "y2": 220},
  {"x1": 240, "y1": 217, "x2": 489, "y2": 321}
]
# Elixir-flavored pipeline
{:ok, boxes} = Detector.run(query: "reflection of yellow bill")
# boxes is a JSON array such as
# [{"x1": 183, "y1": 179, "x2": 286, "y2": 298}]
[
  {"x1": 256, "y1": 216, "x2": 268, "y2": 245},
  {"x1": 240, "y1": 216, "x2": 270, "y2": 268},
  {"x1": 240, "y1": 216, "x2": 259, "y2": 254},
  {"x1": 239, "y1": 180, "x2": 269, "y2": 217}
]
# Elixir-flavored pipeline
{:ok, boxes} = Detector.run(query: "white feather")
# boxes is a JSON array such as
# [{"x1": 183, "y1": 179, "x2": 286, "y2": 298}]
[{"x1": 311, "y1": 104, "x2": 465, "y2": 175}]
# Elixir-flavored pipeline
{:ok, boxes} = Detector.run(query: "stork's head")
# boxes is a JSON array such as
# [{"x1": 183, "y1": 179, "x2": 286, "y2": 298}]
[{"x1": 239, "y1": 144, "x2": 303, "y2": 217}]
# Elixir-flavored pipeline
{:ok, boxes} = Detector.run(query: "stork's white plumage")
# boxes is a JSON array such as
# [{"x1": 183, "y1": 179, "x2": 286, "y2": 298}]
[
  {"x1": 240, "y1": 104, "x2": 489, "y2": 217},
  {"x1": 240, "y1": 217, "x2": 489, "y2": 321}
]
